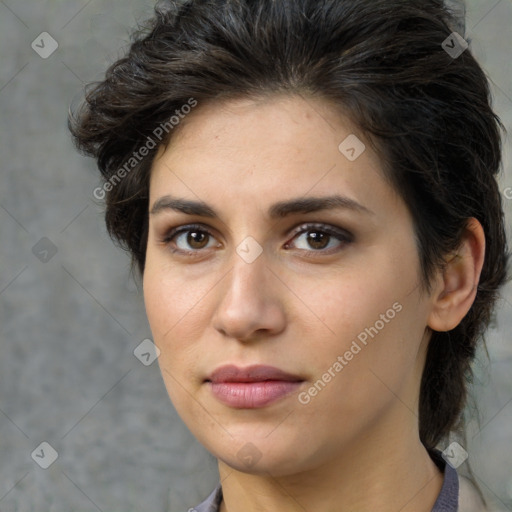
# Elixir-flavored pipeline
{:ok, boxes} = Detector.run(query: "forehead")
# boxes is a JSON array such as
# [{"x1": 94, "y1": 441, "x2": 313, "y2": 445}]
[{"x1": 148, "y1": 94, "x2": 398, "y2": 220}]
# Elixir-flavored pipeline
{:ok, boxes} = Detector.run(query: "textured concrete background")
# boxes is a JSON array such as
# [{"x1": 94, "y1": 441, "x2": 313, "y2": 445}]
[{"x1": 0, "y1": 1, "x2": 511, "y2": 511}]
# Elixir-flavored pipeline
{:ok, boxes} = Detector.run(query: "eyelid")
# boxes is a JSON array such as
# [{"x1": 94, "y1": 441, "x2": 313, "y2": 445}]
[
  {"x1": 288, "y1": 222, "x2": 353, "y2": 242},
  {"x1": 160, "y1": 223, "x2": 219, "y2": 253},
  {"x1": 161, "y1": 223, "x2": 215, "y2": 241},
  {"x1": 284, "y1": 222, "x2": 353, "y2": 254}
]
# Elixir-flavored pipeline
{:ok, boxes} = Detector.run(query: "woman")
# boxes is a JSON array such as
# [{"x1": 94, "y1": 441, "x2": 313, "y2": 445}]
[{"x1": 69, "y1": 0, "x2": 509, "y2": 510}]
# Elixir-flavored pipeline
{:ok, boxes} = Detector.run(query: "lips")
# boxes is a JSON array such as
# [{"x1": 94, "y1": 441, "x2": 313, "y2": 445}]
[
  {"x1": 205, "y1": 364, "x2": 304, "y2": 408},
  {"x1": 206, "y1": 364, "x2": 303, "y2": 384}
]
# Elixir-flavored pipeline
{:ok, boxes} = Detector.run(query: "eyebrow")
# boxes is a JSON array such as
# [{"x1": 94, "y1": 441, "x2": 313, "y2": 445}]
[{"x1": 149, "y1": 194, "x2": 374, "y2": 218}]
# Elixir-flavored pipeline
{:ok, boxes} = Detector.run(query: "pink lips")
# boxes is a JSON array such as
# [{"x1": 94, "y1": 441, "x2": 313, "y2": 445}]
[{"x1": 206, "y1": 364, "x2": 304, "y2": 408}]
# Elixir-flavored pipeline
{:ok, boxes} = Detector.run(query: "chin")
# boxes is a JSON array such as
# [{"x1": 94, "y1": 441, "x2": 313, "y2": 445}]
[
  {"x1": 218, "y1": 448, "x2": 305, "y2": 476},
  {"x1": 203, "y1": 428, "x2": 321, "y2": 476}
]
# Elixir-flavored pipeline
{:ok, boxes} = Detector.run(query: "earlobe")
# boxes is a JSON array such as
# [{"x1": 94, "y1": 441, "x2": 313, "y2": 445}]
[{"x1": 427, "y1": 218, "x2": 486, "y2": 332}]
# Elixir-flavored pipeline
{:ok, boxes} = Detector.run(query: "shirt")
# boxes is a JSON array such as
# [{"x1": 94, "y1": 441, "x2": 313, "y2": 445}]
[{"x1": 190, "y1": 449, "x2": 486, "y2": 512}]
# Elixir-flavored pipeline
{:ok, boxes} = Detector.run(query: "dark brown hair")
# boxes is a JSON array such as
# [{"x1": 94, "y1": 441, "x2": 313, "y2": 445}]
[{"x1": 69, "y1": 0, "x2": 509, "y2": 459}]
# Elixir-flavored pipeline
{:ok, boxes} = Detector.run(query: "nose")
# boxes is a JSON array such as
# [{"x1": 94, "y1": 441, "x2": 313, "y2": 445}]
[{"x1": 212, "y1": 250, "x2": 287, "y2": 342}]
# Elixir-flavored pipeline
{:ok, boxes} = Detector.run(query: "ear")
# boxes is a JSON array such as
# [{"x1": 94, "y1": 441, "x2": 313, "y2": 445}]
[{"x1": 427, "y1": 218, "x2": 486, "y2": 332}]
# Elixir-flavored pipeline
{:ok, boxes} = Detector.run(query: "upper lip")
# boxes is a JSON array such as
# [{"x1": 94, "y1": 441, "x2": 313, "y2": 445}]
[{"x1": 206, "y1": 364, "x2": 303, "y2": 383}]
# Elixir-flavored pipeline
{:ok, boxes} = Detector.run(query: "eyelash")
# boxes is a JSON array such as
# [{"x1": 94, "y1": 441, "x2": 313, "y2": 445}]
[{"x1": 161, "y1": 222, "x2": 353, "y2": 258}]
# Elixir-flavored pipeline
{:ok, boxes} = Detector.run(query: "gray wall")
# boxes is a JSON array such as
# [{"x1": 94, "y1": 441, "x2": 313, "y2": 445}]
[{"x1": 0, "y1": 1, "x2": 511, "y2": 511}]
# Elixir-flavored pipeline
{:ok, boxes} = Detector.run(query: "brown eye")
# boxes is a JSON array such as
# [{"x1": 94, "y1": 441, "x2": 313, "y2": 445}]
[
  {"x1": 185, "y1": 230, "x2": 210, "y2": 249},
  {"x1": 305, "y1": 231, "x2": 330, "y2": 250},
  {"x1": 162, "y1": 224, "x2": 219, "y2": 254},
  {"x1": 287, "y1": 223, "x2": 353, "y2": 253}
]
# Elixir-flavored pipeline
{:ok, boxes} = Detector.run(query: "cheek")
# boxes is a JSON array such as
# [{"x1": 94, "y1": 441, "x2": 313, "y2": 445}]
[
  {"x1": 143, "y1": 267, "x2": 197, "y2": 409},
  {"x1": 143, "y1": 257, "x2": 207, "y2": 337},
  {"x1": 300, "y1": 252, "x2": 424, "y2": 398},
  {"x1": 142, "y1": 260, "x2": 216, "y2": 382},
  {"x1": 308, "y1": 261, "x2": 407, "y2": 345}
]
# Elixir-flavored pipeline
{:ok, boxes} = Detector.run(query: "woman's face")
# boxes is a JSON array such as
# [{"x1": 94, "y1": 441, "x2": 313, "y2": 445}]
[{"x1": 143, "y1": 94, "x2": 434, "y2": 476}]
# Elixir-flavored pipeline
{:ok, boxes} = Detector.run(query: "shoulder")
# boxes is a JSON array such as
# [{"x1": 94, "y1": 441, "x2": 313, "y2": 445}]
[{"x1": 429, "y1": 447, "x2": 489, "y2": 512}]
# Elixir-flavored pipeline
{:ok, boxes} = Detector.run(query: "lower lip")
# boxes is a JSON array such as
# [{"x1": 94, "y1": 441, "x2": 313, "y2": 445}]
[{"x1": 208, "y1": 380, "x2": 303, "y2": 408}]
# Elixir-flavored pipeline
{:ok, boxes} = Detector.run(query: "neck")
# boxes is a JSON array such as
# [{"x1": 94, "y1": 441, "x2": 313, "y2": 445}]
[{"x1": 218, "y1": 411, "x2": 443, "y2": 512}]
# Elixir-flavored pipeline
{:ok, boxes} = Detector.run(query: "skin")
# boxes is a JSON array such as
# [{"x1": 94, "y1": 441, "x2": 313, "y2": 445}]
[{"x1": 143, "y1": 94, "x2": 485, "y2": 512}]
